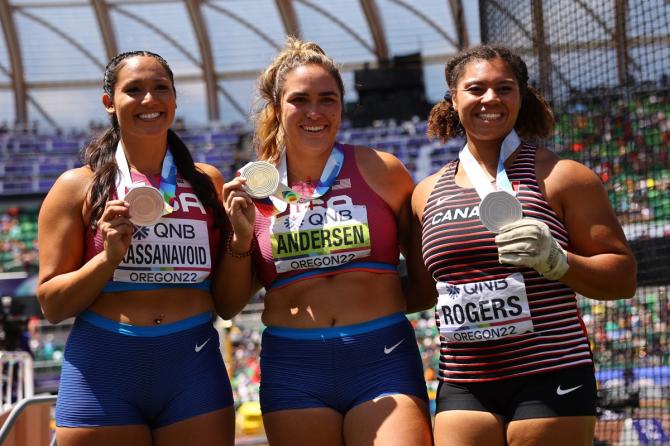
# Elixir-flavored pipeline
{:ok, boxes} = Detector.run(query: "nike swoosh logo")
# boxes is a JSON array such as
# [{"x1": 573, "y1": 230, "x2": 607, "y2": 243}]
[
  {"x1": 384, "y1": 339, "x2": 405, "y2": 354},
  {"x1": 195, "y1": 337, "x2": 212, "y2": 353},
  {"x1": 556, "y1": 384, "x2": 583, "y2": 396},
  {"x1": 436, "y1": 193, "x2": 463, "y2": 205}
]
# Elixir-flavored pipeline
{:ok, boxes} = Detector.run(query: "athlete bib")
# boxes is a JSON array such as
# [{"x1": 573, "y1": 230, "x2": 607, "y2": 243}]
[
  {"x1": 270, "y1": 194, "x2": 371, "y2": 273},
  {"x1": 436, "y1": 273, "x2": 533, "y2": 342},
  {"x1": 112, "y1": 178, "x2": 212, "y2": 285}
]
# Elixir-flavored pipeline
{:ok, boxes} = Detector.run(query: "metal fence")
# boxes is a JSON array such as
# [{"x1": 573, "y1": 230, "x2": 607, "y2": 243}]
[{"x1": 480, "y1": 1, "x2": 670, "y2": 444}]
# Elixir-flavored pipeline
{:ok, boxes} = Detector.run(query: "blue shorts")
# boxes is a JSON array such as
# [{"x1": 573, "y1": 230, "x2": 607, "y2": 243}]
[
  {"x1": 56, "y1": 311, "x2": 234, "y2": 429},
  {"x1": 260, "y1": 313, "x2": 428, "y2": 414}
]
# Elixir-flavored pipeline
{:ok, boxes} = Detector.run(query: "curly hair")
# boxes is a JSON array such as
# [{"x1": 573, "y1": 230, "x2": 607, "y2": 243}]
[{"x1": 427, "y1": 45, "x2": 554, "y2": 142}]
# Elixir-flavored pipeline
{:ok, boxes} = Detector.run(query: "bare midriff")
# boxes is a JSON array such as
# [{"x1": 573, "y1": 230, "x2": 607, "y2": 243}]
[
  {"x1": 88, "y1": 289, "x2": 215, "y2": 326},
  {"x1": 262, "y1": 271, "x2": 406, "y2": 328}
]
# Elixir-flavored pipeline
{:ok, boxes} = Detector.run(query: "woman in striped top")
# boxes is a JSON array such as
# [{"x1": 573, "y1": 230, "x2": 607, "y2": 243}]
[{"x1": 412, "y1": 45, "x2": 636, "y2": 446}]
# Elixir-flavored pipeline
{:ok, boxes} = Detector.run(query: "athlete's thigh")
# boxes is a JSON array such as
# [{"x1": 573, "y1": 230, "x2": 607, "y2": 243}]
[
  {"x1": 56, "y1": 425, "x2": 152, "y2": 446},
  {"x1": 434, "y1": 410, "x2": 506, "y2": 446},
  {"x1": 263, "y1": 407, "x2": 344, "y2": 446},
  {"x1": 344, "y1": 394, "x2": 432, "y2": 446},
  {"x1": 507, "y1": 416, "x2": 596, "y2": 446},
  {"x1": 153, "y1": 406, "x2": 235, "y2": 446}
]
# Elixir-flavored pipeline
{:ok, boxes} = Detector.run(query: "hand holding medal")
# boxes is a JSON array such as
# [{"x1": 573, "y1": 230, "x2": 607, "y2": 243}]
[
  {"x1": 236, "y1": 145, "x2": 345, "y2": 217},
  {"x1": 495, "y1": 218, "x2": 569, "y2": 280},
  {"x1": 115, "y1": 142, "x2": 176, "y2": 227}
]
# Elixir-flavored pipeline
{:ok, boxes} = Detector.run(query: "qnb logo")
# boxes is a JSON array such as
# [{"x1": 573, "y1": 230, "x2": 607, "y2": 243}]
[
  {"x1": 133, "y1": 226, "x2": 151, "y2": 240},
  {"x1": 446, "y1": 285, "x2": 461, "y2": 298},
  {"x1": 284, "y1": 214, "x2": 304, "y2": 230}
]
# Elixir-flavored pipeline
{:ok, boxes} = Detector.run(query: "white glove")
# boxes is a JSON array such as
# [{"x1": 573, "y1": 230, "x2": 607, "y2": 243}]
[{"x1": 495, "y1": 218, "x2": 569, "y2": 280}]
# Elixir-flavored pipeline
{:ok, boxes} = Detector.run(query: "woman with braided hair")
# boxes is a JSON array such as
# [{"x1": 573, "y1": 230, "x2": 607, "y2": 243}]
[
  {"x1": 218, "y1": 37, "x2": 433, "y2": 445},
  {"x1": 37, "y1": 51, "x2": 234, "y2": 445},
  {"x1": 413, "y1": 44, "x2": 637, "y2": 446}
]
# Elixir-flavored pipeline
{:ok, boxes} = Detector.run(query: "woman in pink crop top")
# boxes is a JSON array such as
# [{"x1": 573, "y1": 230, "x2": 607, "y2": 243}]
[
  {"x1": 37, "y1": 51, "x2": 234, "y2": 445},
  {"x1": 217, "y1": 37, "x2": 435, "y2": 445}
]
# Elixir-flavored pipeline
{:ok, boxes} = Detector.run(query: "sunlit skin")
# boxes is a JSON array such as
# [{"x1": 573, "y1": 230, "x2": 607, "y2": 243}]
[
  {"x1": 103, "y1": 56, "x2": 176, "y2": 155},
  {"x1": 413, "y1": 52, "x2": 636, "y2": 446},
  {"x1": 278, "y1": 64, "x2": 342, "y2": 181},
  {"x1": 219, "y1": 58, "x2": 434, "y2": 445},
  {"x1": 452, "y1": 57, "x2": 522, "y2": 164},
  {"x1": 38, "y1": 54, "x2": 235, "y2": 445}
]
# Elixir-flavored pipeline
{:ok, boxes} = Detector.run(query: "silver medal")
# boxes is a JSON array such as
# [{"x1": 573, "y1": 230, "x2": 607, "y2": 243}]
[
  {"x1": 238, "y1": 161, "x2": 280, "y2": 199},
  {"x1": 479, "y1": 190, "x2": 523, "y2": 233}
]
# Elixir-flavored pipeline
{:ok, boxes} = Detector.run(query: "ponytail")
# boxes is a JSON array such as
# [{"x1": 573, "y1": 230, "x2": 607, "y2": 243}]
[
  {"x1": 167, "y1": 130, "x2": 225, "y2": 228},
  {"x1": 427, "y1": 95, "x2": 464, "y2": 142},
  {"x1": 83, "y1": 119, "x2": 121, "y2": 227},
  {"x1": 254, "y1": 36, "x2": 344, "y2": 163}
]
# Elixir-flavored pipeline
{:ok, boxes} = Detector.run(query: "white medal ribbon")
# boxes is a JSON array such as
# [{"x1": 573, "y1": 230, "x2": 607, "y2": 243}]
[
  {"x1": 239, "y1": 144, "x2": 345, "y2": 217},
  {"x1": 115, "y1": 141, "x2": 135, "y2": 201},
  {"x1": 114, "y1": 142, "x2": 174, "y2": 226},
  {"x1": 458, "y1": 129, "x2": 520, "y2": 198},
  {"x1": 458, "y1": 130, "x2": 523, "y2": 232}
]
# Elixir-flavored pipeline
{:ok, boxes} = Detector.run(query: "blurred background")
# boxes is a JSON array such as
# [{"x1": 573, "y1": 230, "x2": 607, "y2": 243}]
[{"x1": 0, "y1": 1, "x2": 668, "y2": 445}]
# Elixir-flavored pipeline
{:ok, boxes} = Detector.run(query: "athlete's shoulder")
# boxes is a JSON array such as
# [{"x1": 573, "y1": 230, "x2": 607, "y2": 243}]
[
  {"x1": 48, "y1": 166, "x2": 93, "y2": 200},
  {"x1": 349, "y1": 144, "x2": 414, "y2": 214},
  {"x1": 351, "y1": 144, "x2": 410, "y2": 174},
  {"x1": 414, "y1": 165, "x2": 448, "y2": 201},
  {"x1": 352, "y1": 144, "x2": 413, "y2": 189},
  {"x1": 412, "y1": 166, "x2": 448, "y2": 218},
  {"x1": 534, "y1": 147, "x2": 600, "y2": 190}
]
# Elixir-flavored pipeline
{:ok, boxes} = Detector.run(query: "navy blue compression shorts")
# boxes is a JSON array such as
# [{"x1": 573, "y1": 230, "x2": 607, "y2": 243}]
[
  {"x1": 56, "y1": 311, "x2": 233, "y2": 428},
  {"x1": 260, "y1": 312, "x2": 428, "y2": 414}
]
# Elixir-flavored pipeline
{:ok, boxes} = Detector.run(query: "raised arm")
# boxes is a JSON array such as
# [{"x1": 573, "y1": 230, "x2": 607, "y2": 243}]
[
  {"x1": 205, "y1": 164, "x2": 260, "y2": 320},
  {"x1": 37, "y1": 168, "x2": 133, "y2": 323}
]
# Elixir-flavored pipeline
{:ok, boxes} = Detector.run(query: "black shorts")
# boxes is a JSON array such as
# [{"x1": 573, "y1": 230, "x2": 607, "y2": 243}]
[{"x1": 435, "y1": 365, "x2": 597, "y2": 422}]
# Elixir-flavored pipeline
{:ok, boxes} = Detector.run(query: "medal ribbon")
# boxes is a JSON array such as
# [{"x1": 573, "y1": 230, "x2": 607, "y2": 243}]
[
  {"x1": 114, "y1": 141, "x2": 177, "y2": 215},
  {"x1": 250, "y1": 144, "x2": 345, "y2": 217},
  {"x1": 458, "y1": 129, "x2": 521, "y2": 201},
  {"x1": 276, "y1": 143, "x2": 344, "y2": 203}
]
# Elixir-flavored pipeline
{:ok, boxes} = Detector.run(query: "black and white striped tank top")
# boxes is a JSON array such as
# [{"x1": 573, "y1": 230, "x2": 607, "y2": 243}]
[{"x1": 422, "y1": 143, "x2": 593, "y2": 382}]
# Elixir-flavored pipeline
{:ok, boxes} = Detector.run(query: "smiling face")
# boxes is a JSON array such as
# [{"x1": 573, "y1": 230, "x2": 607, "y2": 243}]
[
  {"x1": 278, "y1": 63, "x2": 342, "y2": 155},
  {"x1": 452, "y1": 57, "x2": 521, "y2": 147},
  {"x1": 103, "y1": 55, "x2": 176, "y2": 140}
]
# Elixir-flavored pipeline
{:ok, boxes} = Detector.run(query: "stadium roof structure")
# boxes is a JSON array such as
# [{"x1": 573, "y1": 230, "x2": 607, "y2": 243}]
[{"x1": 0, "y1": 0, "x2": 476, "y2": 130}]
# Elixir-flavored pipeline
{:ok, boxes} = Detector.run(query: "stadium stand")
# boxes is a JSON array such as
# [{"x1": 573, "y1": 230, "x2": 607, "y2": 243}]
[{"x1": 0, "y1": 1, "x2": 668, "y2": 443}]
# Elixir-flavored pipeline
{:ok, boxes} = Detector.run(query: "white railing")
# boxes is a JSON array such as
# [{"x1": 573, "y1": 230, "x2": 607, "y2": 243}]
[
  {"x1": 0, "y1": 395, "x2": 57, "y2": 446},
  {"x1": 0, "y1": 351, "x2": 34, "y2": 413}
]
